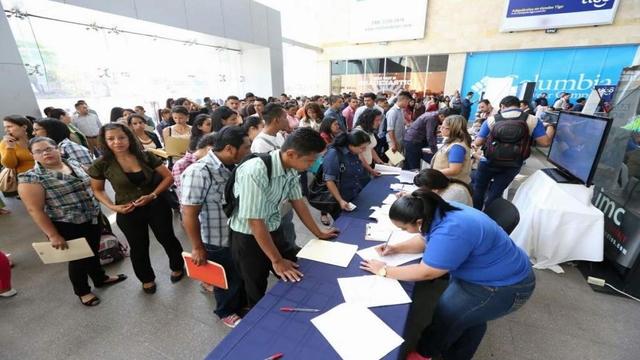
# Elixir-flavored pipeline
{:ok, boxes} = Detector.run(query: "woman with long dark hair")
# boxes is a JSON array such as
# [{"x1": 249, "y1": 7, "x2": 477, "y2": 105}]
[
  {"x1": 318, "y1": 117, "x2": 342, "y2": 145},
  {"x1": 188, "y1": 113, "x2": 213, "y2": 152},
  {"x1": 33, "y1": 118, "x2": 93, "y2": 167},
  {"x1": 1, "y1": 115, "x2": 35, "y2": 175},
  {"x1": 354, "y1": 108, "x2": 384, "y2": 170},
  {"x1": 299, "y1": 102, "x2": 323, "y2": 132},
  {"x1": 360, "y1": 190, "x2": 535, "y2": 360},
  {"x1": 242, "y1": 115, "x2": 265, "y2": 141},
  {"x1": 128, "y1": 114, "x2": 162, "y2": 150},
  {"x1": 18, "y1": 137, "x2": 126, "y2": 306},
  {"x1": 211, "y1": 106, "x2": 239, "y2": 133},
  {"x1": 88, "y1": 123, "x2": 184, "y2": 294},
  {"x1": 321, "y1": 131, "x2": 370, "y2": 219}
]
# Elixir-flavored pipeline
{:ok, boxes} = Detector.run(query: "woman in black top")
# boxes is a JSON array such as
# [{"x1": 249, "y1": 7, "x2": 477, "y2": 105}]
[{"x1": 88, "y1": 123, "x2": 183, "y2": 294}]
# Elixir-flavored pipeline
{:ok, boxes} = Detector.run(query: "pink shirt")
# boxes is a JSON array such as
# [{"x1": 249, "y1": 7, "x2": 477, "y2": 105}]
[
  {"x1": 342, "y1": 106, "x2": 356, "y2": 130},
  {"x1": 172, "y1": 152, "x2": 198, "y2": 198}
]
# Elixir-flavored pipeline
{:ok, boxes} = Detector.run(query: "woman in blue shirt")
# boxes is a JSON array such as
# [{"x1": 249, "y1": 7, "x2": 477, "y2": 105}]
[
  {"x1": 322, "y1": 130, "x2": 370, "y2": 219},
  {"x1": 361, "y1": 190, "x2": 535, "y2": 360}
]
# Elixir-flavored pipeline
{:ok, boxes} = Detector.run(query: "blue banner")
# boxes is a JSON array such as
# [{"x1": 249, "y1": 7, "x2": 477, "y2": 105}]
[
  {"x1": 506, "y1": 0, "x2": 615, "y2": 18},
  {"x1": 461, "y1": 45, "x2": 638, "y2": 115}
]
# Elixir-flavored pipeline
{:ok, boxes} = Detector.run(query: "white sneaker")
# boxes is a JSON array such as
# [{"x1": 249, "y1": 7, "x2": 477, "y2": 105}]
[{"x1": 0, "y1": 288, "x2": 17, "y2": 297}]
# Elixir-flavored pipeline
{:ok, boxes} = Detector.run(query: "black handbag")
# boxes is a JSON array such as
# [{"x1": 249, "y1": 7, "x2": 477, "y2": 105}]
[{"x1": 307, "y1": 150, "x2": 344, "y2": 215}]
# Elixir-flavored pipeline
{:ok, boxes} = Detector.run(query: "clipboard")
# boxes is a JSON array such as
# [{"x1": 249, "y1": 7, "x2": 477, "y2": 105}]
[
  {"x1": 146, "y1": 148, "x2": 168, "y2": 159},
  {"x1": 32, "y1": 238, "x2": 95, "y2": 264},
  {"x1": 385, "y1": 149, "x2": 405, "y2": 166},
  {"x1": 164, "y1": 137, "x2": 190, "y2": 157},
  {"x1": 182, "y1": 252, "x2": 228, "y2": 289}
]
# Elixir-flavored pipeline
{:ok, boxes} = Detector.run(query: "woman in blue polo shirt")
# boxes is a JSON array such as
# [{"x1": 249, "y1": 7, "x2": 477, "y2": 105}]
[
  {"x1": 360, "y1": 190, "x2": 535, "y2": 360},
  {"x1": 322, "y1": 130, "x2": 371, "y2": 219}
]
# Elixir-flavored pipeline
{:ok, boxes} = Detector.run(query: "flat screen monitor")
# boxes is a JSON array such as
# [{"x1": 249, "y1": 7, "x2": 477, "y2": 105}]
[{"x1": 546, "y1": 111, "x2": 612, "y2": 186}]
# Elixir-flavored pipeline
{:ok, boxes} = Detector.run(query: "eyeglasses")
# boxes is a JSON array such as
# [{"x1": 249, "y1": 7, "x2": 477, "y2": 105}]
[{"x1": 32, "y1": 147, "x2": 58, "y2": 155}]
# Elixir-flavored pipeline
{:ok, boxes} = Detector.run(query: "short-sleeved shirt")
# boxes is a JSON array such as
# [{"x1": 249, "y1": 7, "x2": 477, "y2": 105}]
[
  {"x1": 18, "y1": 160, "x2": 101, "y2": 224},
  {"x1": 385, "y1": 105, "x2": 406, "y2": 149},
  {"x1": 353, "y1": 104, "x2": 385, "y2": 128},
  {"x1": 251, "y1": 131, "x2": 286, "y2": 153},
  {"x1": 87, "y1": 153, "x2": 164, "y2": 205},
  {"x1": 322, "y1": 145, "x2": 365, "y2": 202},
  {"x1": 477, "y1": 109, "x2": 546, "y2": 164},
  {"x1": 229, "y1": 150, "x2": 304, "y2": 234},
  {"x1": 72, "y1": 113, "x2": 102, "y2": 137},
  {"x1": 355, "y1": 126, "x2": 377, "y2": 165},
  {"x1": 179, "y1": 151, "x2": 232, "y2": 247},
  {"x1": 59, "y1": 138, "x2": 93, "y2": 167},
  {"x1": 447, "y1": 144, "x2": 466, "y2": 164},
  {"x1": 422, "y1": 202, "x2": 531, "y2": 286}
]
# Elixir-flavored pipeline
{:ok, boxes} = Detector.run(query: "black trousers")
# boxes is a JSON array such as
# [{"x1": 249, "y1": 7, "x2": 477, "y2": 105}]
[
  {"x1": 116, "y1": 196, "x2": 184, "y2": 283},
  {"x1": 204, "y1": 243, "x2": 246, "y2": 318},
  {"x1": 230, "y1": 227, "x2": 298, "y2": 307},
  {"x1": 52, "y1": 220, "x2": 107, "y2": 296}
]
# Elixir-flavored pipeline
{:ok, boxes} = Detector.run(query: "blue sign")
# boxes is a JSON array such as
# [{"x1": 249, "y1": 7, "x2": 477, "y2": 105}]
[
  {"x1": 461, "y1": 45, "x2": 638, "y2": 115},
  {"x1": 506, "y1": 0, "x2": 615, "y2": 18}
]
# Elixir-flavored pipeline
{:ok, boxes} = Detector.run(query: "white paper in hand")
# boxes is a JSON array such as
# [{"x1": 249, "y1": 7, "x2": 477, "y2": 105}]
[
  {"x1": 297, "y1": 239, "x2": 358, "y2": 267},
  {"x1": 385, "y1": 149, "x2": 405, "y2": 166},
  {"x1": 374, "y1": 164, "x2": 402, "y2": 175},
  {"x1": 311, "y1": 303, "x2": 404, "y2": 360},
  {"x1": 338, "y1": 275, "x2": 411, "y2": 308}
]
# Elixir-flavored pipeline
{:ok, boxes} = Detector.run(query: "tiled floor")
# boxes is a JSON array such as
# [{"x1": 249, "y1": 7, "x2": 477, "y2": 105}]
[{"x1": 2, "y1": 153, "x2": 639, "y2": 359}]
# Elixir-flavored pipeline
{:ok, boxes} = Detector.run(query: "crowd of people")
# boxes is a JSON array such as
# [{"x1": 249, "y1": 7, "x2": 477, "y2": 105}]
[{"x1": 1, "y1": 88, "x2": 565, "y2": 358}]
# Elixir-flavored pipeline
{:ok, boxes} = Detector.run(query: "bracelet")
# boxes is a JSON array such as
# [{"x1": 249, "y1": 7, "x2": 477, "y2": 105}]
[{"x1": 150, "y1": 192, "x2": 158, "y2": 199}]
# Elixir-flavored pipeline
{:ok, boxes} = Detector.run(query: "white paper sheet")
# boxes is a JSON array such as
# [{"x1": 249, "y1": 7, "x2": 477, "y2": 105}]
[
  {"x1": 385, "y1": 149, "x2": 405, "y2": 166},
  {"x1": 311, "y1": 303, "x2": 404, "y2": 360},
  {"x1": 389, "y1": 183, "x2": 419, "y2": 193},
  {"x1": 396, "y1": 170, "x2": 417, "y2": 184},
  {"x1": 365, "y1": 223, "x2": 394, "y2": 241},
  {"x1": 374, "y1": 164, "x2": 402, "y2": 175},
  {"x1": 297, "y1": 239, "x2": 358, "y2": 267},
  {"x1": 357, "y1": 238, "x2": 423, "y2": 267},
  {"x1": 32, "y1": 238, "x2": 94, "y2": 264},
  {"x1": 338, "y1": 275, "x2": 412, "y2": 308},
  {"x1": 382, "y1": 194, "x2": 398, "y2": 205}
]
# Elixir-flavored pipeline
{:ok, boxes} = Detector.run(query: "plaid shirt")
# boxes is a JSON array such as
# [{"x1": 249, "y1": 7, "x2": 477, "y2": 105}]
[
  {"x1": 18, "y1": 160, "x2": 101, "y2": 224},
  {"x1": 59, "y1": 138, "x2": 93, "y2": 167},
  {"x1": 179, "y1": 151, "x2": 231, "y2": 247}
]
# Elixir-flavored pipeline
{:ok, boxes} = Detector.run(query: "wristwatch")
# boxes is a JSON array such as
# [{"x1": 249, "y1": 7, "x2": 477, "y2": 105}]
[{"x1": 377, "y1": 266, "x2": 387, "y2": 277}]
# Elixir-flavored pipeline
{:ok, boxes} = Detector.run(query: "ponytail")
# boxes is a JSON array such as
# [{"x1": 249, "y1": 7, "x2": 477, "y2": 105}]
[
  {"x1": 331, "y1": 130, "x2": 370, "y2": 149},
  {"x1": 389, "y1": 189, "x2": 460, "y2": 233}
]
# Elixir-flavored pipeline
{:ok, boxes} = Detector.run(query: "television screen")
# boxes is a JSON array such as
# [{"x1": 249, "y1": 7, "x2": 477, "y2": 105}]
[{"x1": 547, "y1": 111, "x2": 612, "y2": 185}]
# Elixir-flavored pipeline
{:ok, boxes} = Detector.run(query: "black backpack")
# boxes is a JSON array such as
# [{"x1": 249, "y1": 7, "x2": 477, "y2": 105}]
[
  {"x1": 222, "y1": 153, "x2": 273, "y2": 218},
  {"x1": 483, "y1": 111, "x2": 532, "y2": 168},
  {"x1": 307, "y1": 149, "x2": 345, "y2": 215}
]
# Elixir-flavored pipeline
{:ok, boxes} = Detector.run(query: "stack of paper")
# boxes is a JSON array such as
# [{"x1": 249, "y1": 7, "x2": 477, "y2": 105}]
[
  {"x1": 385, "y1": 149, "x2": 405, "y2": 166},
  {"x1": 396, "y1": 170, "x2": 417, "y2": 184},
  {"x1": 337, "y1": 275, "x2": 412, "y2": 308},
  {"x1": 375, "y1": 164, "x2": 402, "y2": 175},
  {"x1": 311, "y1": 303, "x2": 404, "y2": 360},
  {"x1": 390, "y1": 184, "x2": 419, "y2": 193},
  {"x1": 297, "y1": 239, "x2": 358, "y2": 267},
  {"x1": 357, "y1": 233, "x2": 423, "y2": 267}
]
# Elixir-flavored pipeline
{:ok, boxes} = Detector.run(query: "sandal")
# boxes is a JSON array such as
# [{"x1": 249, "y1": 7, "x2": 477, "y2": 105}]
[
  {"x1": 96, "y1": 274, "x2": 127, "y2": 288},
  {"x1": 170, "y1": 269, "x2": 185, "y2": 283},
  {"x1": 320, "y1": 213, "x2": 331, "y2": 226},
  {"x1": 0, "y1": 208, "x2": 10, "y2": 216},
  {"x1": 79, "y1": 294, "x2": 101, "y2": 307},
  {"x1": 142, "y1": 282, "x2": 157, "y2": 294}
]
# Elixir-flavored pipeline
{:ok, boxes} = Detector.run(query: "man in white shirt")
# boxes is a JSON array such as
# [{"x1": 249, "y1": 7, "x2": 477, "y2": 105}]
[
  {"x1": 249, "y1": 103, "x2": 298, "y2": 251},
  {"x1": 71, "y1": 101, "x2": 102, "y2": 155},
  {"x1": 553, "y1": 92, "x2": 571, "y2": 110},
  {"x1": 353, "y1": 92, "x2": 385, "y2": 127}
]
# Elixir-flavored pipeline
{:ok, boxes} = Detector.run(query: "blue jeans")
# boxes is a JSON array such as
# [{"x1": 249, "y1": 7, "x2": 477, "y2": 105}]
[
  {"x1": 418, "y1": 270, "x2": 536, "y2": 359},
  {"x1": 281, "y1": 210, "x2": 297, "y2": 249},
  {"x1": 204, "y1": 244, "x2": 246, "y2": 318},
  {"x1": 404, "y1": 140, "x2": 424, "y2": 170},
  {"x1": 472, "y1": 161, "x2": 521, "y2": 210}
]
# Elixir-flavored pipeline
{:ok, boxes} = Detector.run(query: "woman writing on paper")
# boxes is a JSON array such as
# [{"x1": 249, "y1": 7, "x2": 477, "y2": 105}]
[
  {"x1": 18, "y1": 137, "x2": 127, "y2": 306},
  {"x1": 360, "y1": 190, "x2": 535, "y2": 360}
]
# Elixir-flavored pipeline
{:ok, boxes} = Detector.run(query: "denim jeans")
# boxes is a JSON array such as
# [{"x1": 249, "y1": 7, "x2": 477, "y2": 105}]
[
  {"x1": 204, "y1": 243, "x2": 246, "y2": 318},
  {"x1": 418, "y1": 270, "x2": 536, "y2": 360},
  {"x1": 472, "y1": 161, "x2": 521, "y2": 210},
  {"x1": 403, "y1": 140, "x2": 424, "y2": 170},
  {"x1": 281, "y1": 210, "x2": 297, "y2": 249}
]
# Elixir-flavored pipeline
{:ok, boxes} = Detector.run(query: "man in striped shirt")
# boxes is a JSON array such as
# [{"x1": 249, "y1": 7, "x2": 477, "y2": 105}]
[{"x1": 229, "y1": 128, "x2": 339, "y2": 306}]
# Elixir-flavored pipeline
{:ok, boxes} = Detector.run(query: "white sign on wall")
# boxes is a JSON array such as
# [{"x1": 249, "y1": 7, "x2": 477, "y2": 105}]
[
  {"x1": 348, "y1": 0, "x2": 428, "y2": 44},
  {"x1": 500, "y1": 0, "x2": 620, "y2": 32}
]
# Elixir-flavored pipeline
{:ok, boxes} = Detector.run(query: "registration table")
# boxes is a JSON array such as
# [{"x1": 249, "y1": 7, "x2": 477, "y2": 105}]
[
  {"x1": 207, "y1": 177, "x2": 415, "y2": 360},
  {"x1": 510, "y1": 170, "x2": 605, "y2": 272}
]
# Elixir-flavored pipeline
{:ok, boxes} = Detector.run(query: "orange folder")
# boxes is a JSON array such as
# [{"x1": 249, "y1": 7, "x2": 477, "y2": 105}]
[{"x1": 182, "y1": 252, "x2": 228, "y2": 289}]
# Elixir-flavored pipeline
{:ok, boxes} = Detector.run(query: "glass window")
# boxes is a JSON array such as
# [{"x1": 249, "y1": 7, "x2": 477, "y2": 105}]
[
  {"x1": 346, "y1": 59, "x2": 365, "y2": 75},
  {"x1": 331, "y1": 60, "x2": 346, "y2": 75},
  {"x1": 426, "y1": 54, "x2": 449, "y2": 95},
  {"x1": 428, "y1": 55, "x2": 449, "y2": 72},
  {"x1": 365, "y1": 58, "x2": 384, "y2": 75}
]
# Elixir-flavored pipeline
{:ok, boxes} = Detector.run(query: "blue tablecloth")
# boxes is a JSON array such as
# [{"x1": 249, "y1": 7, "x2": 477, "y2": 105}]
[
  {"x1": 207, "y1": 177, "x2": 415, "y2": 360},
  {"x1": 345, "y1": 175, "x2": 399, "y2": 220}
]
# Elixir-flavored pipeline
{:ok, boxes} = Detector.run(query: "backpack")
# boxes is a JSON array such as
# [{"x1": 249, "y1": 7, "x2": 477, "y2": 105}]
[
  {"x1": 483, "y1": 111, "x2": 532, "y2": 168},
  {"x1": 222, "y1": 153, "x2": 273, "y2": 218},
  {"x1": 98, "y1": 213, "x2": 129, "y2": 265},
  {"x1": 307, "y1": 148, "x2": 345, "y2": 215}
]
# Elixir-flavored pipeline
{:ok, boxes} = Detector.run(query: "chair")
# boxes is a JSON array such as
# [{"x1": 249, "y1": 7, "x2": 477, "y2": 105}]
[{"x1": 483, "y1": 198, "x2": 520, "y2": 234}]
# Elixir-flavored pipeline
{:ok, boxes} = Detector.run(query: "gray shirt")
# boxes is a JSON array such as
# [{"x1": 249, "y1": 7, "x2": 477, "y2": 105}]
[
  {"x1": 385, "y1": 105, "x2": 405, "y2": 150},
  {"x1": 353, "y1": 104, "x2": 385, "y2": 128},
  {"x1": 72, "y1": 113, "x2": 102, "y2": 137}
]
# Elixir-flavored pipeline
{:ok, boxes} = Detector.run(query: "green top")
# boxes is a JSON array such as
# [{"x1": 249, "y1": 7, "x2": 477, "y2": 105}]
[
  {"x1": 229, "y1": 150, "x2": 304, "y2": 235},
  {"x1": 67, "y1": 123, "x2": 89, "y2": 149},
  {"x1": 87, "y1": 152, "x2": 163, "y2": 205}
]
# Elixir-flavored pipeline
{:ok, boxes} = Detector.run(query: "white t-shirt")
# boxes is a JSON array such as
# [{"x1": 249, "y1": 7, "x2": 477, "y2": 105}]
[
  {"x1": 355, "y1": 126, "x2": 377, "y2": 165},
  {"x1": 251, "y1": 131, "x2": 286, "y2": 153}
]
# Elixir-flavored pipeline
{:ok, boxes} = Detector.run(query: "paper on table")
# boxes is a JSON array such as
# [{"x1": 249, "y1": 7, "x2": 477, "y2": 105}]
[
  {"x1": 338, "y1": 275, "x2": 412, "y2": 308},
  {"x1": 297, "y1": 239, "x2": 358, "y2": 267},
  {"x1": 357, "y1": 234, "x2": 423, "y2": 267},
  {"x1": 369, "y1": 205, "x2": 391, "y2": 215},
  {"x1": 32, "y1": 238, "x2": 94, "y2": 264},
  {"x1": 382, "y1": 194, "x2": 398, "y2": 205},
  {"x1": 396, "y1": 170, "x2": 417, "y2": 184},
  {"x1": 374, "y1": 164, "x2": 402, "y2": 175},
  {"x1": 365, "y1": 223, "x2": 394, "y2": 241},
  {"x1": 385, "y1": 149, "x2": 405, "y2": 166},
  {"x1": 311, "y1": 303, "x2": 404, "y2": 360},
  {"x1": 390, "y1": 184, "x2": 419, "y2": 192}
]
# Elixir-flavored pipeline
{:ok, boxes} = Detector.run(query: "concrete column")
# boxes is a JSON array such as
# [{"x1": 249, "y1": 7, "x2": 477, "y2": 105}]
[{"x1": 443, "y1": 53, "x2": 467, "y2": 95}]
